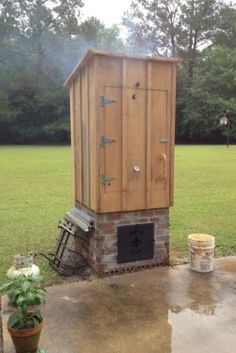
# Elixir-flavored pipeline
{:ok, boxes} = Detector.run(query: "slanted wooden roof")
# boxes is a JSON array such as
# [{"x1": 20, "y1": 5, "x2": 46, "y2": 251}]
[{"x1": 64, "y1": 48, "x2": 182, "y2": 86}]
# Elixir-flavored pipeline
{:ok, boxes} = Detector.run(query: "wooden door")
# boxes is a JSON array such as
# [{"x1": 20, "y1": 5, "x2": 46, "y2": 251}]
[{"x1": 100, "y1": 86, "x2": 171, "y2": 212}]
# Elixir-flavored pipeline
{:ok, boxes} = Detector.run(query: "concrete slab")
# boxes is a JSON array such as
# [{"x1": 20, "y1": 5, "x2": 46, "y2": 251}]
[{"x1": 2, "y1": 257, "x2": 236, "y2": 353}]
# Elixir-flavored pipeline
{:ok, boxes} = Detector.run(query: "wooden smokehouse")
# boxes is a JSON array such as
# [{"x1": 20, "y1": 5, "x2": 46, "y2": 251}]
[{"x1": 65, "y1": 49, "x2": 180, "y2": 275}]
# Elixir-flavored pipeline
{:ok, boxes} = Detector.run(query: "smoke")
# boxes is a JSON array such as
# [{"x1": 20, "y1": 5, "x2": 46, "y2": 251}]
[{"x1": 0, "y1": 0, "x2": 126, "y2": 143}]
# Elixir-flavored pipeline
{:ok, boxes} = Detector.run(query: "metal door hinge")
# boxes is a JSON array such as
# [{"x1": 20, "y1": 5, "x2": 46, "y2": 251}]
[
  {"x1": 100, "y1": 136, "x2": 117, "y2": 146},
  {"x1": 101, "y1": 175, "x2": 117, "y2": 184},
  {"x1": 100, "y1": 96, "x2": 117, "y2": 106}
]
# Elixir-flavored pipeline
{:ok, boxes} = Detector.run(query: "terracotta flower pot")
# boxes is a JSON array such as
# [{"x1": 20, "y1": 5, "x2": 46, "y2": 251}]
[{"x1": 8, "y1": 319, "x2": 44, "y2": 353}]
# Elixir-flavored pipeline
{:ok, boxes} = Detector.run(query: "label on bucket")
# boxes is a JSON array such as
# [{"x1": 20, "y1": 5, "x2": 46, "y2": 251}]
[
  {"x1": 190, "y1": 255, "x2": 214, "y2": 272},
  {"x1": 200, "y1": 260, "x2": 212, "y2": 272}
]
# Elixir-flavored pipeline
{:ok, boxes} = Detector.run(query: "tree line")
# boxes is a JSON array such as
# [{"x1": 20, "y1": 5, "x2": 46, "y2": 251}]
[
  {"x1": 124, "y1": 0, "x2": 236, "y2": 143},
  {"x1": 0, "y1": 0, "x2": 124, "y2": 143},
  {"x1": 0, "y1": 0, "x2": 235, "y2": 144}
]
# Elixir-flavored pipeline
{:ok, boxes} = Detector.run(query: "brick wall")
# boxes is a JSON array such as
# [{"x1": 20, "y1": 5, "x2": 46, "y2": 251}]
[{"x1": 74, "y1": 202, "x2": 169, "y2": 276}]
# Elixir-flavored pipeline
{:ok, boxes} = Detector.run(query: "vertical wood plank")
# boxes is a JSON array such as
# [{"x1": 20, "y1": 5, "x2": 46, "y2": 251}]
[
  {"x1": 104, "y1": 87, "x2": 122, "y2": 195},
  {"x1": 126, "y1": 88, "x2": 146, "y2": 210},
  {"x1": 101, "y1": 87, "x2": 122, "y2": 211},
  {"x1": 146, "y1": 62, "x2": 152, "y2": 208},
  {"x1": 94, "y1": 56, "x2": 100, "y2": 212},
  {"x1": 99, "y1": 88, "x2": 105, "y2": 212},
  {"x1": 96, "y1": 56, "x2": 122, "y2": 87},
  {"x1": 126, "y1": 59, "x2": 147, "y2": 89},
  {"x1": 69, "y1": 83, "x2": 76, "y2": 201},
  {"x1": 97, "y1": 56, "x2": 123, "y2": 212},
  {"x1": 122, "y1": 58, "x2": 128, "y2": 210},
  {"x1": 81, "y1": 65, "x2": 90, "y2": 207},
  {"x1": 86, "y1": 65, "x2": 90, "y2": 208},
  {"x1": 170, "y1": 64, "x2": 177, "y2": 206},
  {"x1": 148, "y1": 62, "x2": 172, "y2": 209},
  {"x1": 151, "y1": 63, "x2": 172, "y2": 90},
  {"x1": 149, "y1": 89, "x2": 169, "y2": 208},
  {"x1": 78, "y1": 74, "x2": 83, "y2": 202},
  {"x1": 73, "y1": 74, "x2": 82, "y2": 203},
  {"x1": 88, "y1": 58, "x2": 97, "y2": 211}
]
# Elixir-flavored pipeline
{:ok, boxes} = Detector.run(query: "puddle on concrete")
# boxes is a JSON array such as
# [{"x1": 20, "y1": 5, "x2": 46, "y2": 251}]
[
  {"x1": 69, "y1": 267, "x2": 236, "y2": 353},
  {"x1": 215, "y1": 256, "x2": 236, "y2": 272},
  {"x1": 169, "y1": 301, "x2": 236, "y2": 353},
  {"x1": 3, "y1": 261, "x2": 236, "y2": 353}
]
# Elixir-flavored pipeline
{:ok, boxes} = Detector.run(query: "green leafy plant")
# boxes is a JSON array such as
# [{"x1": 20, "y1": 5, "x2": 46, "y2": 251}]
[{"x1": 0, "y1": 275, "x2": 46, "y2": 329}]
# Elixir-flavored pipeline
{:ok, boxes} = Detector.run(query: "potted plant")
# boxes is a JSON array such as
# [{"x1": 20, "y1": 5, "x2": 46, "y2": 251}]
[{"x1": 0, "y1": 274, "x2": 46, "y2": 353}]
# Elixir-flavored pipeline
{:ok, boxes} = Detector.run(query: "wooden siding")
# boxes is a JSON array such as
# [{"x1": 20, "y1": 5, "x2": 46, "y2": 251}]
[
  {"x1": 126, "y1": 88, "x2": 146, "y2": 210},
  {"x1": 88, "y1": 58, "x2": 97, "y2": 210},
  {"x1": 73, "y1": 74, "x2": 82, "y2": 202},
  {"x1": 170, "y1": 64, "x2": 177, "y2": 206},
  {"x1": 65, "y1": 49, "x2": 181, "y2": 86},
  {"x1": 81, "y1": 65, "x2": 89, "y2": 207},
  {"x1": 69, "y1": 83, "x2": 76, "y2": 199},
  {"x1": 68, "y1": 52, "x2": 178, "y2": 212}
]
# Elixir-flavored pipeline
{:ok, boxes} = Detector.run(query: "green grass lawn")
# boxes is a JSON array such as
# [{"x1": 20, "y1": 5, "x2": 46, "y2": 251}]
[
  {"x1": 0, "y1": 146, "x2": 73, "y2": 285},
  {"x1": 0, "y1": 145, "x2": 236, "y2": 285},
  {"x1": 170, "y1": 145, "x2": 236, "y2": 258}
]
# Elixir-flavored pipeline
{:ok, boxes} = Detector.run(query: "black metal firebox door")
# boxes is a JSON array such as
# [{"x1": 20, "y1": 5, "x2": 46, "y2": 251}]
[{"x1": 117, "y1": 223, "x2": 154, "y2": 263}]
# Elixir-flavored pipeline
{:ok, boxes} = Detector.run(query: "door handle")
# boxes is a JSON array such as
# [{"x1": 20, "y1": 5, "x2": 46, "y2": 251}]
[
  {"x1": 160, "y1": 153, "x2": 167, "y2": 180},
  {"x1": 133, "y1": 166, "x2": 140, "y2": 173}
]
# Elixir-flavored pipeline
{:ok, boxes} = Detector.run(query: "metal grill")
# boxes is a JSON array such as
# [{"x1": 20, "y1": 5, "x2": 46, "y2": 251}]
[{"x1": 50, "y1": 209, "x2": 94, "y2": 276}]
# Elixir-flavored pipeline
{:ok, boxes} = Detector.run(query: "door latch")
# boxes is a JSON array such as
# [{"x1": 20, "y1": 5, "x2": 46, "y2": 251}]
[
  {"x1": 160, "y1": 139, "x2": 168, "y2": 143},
  {"x1": 101, "y1": 175, "x2": 117, "y2": 184},
  {"x1": 100, "y1": 136, "x2": 117, "y2": 146},
  {"x1": 100, "y1": 96, "x2": 117, "y2": 106}
]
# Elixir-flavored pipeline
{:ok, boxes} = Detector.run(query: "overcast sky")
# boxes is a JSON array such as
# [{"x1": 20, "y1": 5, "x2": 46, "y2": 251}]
[
  {"x1": 82, "y1": 0, "x2": 133, "y2": 27},
  {"x1": 82, "y1": 0, "x2": 234, "y2": 27}
]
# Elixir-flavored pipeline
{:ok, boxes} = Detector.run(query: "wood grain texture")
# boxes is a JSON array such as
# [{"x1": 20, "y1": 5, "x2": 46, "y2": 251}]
[
  {"x1": 150, "y1": 90, "x2": 169, "y2": 208},
  {"x1": 170, "y1": 64, "x2": 177, "y2": 206},
  {"x1": 88, "y1": 58, "x2": 97, "y2": 210},
  {"x1": 121, "y1": 58, "x2": 128, "y2": 210},
  {"x1": 81, "y1": 65, "x2": 90, "y2": 207},
  {"x1": 146, "y1": 62, "x2": 152, "y2": 209},
  {"x1": 126, "y1": 59, "x2": 147, "y2": 89},
  {"x1": 69, "y1": 83, "x2": 76, "y2": 200},
  {"x1": 67, "y1": 51, "x2": 178, "y2": 212},
  {"x1": 73, "y1": 74, "x2": 82, "y2": 202},
  {"x1": 126, "y1": 88, "x2": 146, "y2": 210},
  {"x1": 98, "y1": 56, "x2": 123, "y2": 212},
  {"x1": 94, "y1": 56, "x2": 100, "y2": 211},
  {"x1": 101, "y1": 87, "x2": 122, "y2": 212},
  {"x1": 64, "y1": 49, "x2": 181, "y2": 86},
  {"x1": 151, "y1": 63, "x2": 172, "y2": 91}
]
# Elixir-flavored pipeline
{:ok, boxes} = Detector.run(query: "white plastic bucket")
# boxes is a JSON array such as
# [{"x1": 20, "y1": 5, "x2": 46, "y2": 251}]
[{"x1": 188, "y1": 234, "x2": 215, "y2": 272}]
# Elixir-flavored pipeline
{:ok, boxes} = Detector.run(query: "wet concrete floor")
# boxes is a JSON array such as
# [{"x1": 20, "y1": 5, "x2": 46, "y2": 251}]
[{"x1": 2, "y1": 257, "x2": 236, "y2": 353}]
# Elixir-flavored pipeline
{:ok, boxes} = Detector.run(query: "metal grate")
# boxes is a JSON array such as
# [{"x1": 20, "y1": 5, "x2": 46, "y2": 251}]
[
  {"x1": 117, "y1": 223, "x2": 154, "y2": 263},
  {"x1": 50, "y1": 209, "x2": 94, "y2": 276}
]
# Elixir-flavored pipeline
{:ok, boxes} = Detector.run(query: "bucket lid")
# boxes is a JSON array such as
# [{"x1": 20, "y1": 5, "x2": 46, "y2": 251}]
[{"x1": 188, "y1": 233, "x2": 215, "y2": 242}]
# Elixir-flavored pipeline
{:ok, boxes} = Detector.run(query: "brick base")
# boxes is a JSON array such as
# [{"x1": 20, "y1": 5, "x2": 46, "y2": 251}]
[{"x1": 74, "y1": 202, "x2": 169, "y2": 276}]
